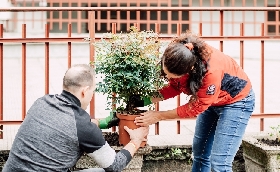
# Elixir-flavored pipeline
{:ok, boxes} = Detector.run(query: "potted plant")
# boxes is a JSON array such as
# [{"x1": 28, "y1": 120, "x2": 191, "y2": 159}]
[
  {"x1": 242, "y1": 124, "x2": 280, "y2": 171},
  {"x1": 93, "y1": 26, "x2": 164, "y2": 147}
]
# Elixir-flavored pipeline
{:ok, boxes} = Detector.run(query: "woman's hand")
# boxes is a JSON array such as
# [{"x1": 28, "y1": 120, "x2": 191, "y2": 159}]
[{"x1": 134, "y1": 111, "x2": 162, "y2": 127}]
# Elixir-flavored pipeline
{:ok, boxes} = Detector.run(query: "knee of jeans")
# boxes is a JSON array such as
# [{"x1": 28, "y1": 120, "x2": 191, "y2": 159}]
[{"x1": 210, "y1": 157, "x2": 232, "y2": 172}]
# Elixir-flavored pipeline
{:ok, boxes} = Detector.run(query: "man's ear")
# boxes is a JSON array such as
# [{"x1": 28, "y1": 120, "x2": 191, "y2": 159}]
[{"x1": 81, "y1": 86, "x2": 90, "y2": 98}]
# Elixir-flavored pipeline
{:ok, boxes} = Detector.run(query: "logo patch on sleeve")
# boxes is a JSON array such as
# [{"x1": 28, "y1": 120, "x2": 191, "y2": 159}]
[{"x1": 206, "y1": 85, "x2": 216, "y2": 95}]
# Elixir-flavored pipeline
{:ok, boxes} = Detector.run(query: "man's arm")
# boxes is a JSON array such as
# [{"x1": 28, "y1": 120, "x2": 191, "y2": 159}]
[
  {"x1": 77, "y1": 111, "x2": 147, "y2": 172},
  {"x1": 97, "y1": 112, "x2": 120, "y2": 129}
]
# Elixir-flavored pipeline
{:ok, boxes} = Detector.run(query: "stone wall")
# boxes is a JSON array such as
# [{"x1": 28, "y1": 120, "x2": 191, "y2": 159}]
[{"x1": 0, "y1": 146, "x2": 244, "y2": 172}]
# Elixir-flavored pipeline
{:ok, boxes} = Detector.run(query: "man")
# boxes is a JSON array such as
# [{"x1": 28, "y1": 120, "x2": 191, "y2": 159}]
[{"x1": 3, "y1": 64, "x2": 149, "y2": 172}]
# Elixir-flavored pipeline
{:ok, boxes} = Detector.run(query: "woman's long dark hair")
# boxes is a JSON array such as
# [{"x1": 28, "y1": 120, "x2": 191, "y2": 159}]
[{"x1": 161, "y1": 31, "x2": 211, "y2": 100}]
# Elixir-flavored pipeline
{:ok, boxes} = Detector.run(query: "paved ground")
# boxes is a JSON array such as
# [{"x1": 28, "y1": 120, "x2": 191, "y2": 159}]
[{"x1": 1, "y1": 49, "x2": 280, "y2": 150}]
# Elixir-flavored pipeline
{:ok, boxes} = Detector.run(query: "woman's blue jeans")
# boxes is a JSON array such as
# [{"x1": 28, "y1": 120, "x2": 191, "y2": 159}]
[{"x1": 191, "y1": 89, "x2": 255, "y2": 172}]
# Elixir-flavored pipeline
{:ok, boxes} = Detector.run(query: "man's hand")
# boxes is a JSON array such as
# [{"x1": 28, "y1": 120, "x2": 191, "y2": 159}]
[
  {"x1": 129, "y1": 95, "x2": 152, "y2": 108},
  {"x1": 124, "y1": 126, "x2": 149, "y2": 146},
  {"x1": 99, "y1": 112, "x2": 120, "y2": 129}
]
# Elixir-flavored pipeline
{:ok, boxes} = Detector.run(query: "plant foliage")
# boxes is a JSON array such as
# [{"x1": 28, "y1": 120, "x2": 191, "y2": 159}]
[{"x1": 93, "y1": 26, "x2": 165, "y2": 112}]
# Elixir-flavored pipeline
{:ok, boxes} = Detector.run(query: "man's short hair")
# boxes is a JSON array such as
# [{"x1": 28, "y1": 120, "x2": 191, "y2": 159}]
[{"x1": 63, "y1": 64, "x2": 94, "y2": 91}]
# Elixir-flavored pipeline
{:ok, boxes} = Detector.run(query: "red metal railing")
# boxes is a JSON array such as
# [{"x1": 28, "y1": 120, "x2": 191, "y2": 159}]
[{"x1": 0, "y1": 7, "x2": 280, "y2": 139}]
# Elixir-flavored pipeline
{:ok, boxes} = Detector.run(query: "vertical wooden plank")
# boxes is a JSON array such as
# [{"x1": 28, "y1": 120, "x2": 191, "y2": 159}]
[
  {"x1": 177, "y1": 23, "x2": 181, "y2": 134},
  {"x1": 45, "y1": 24, "x2": 49, "y2": 95},
  {"x1": 240, "y1": 23, "x2": 244, "y2": 69},
  {"x1": 22, "y1": 24, "x2": 26, "y2": 120},
  {"x1": 0, "y1": 24, "x2": 3, "y2": 139},
  {"x1": 260, "y1": 23, "x2": 265, "y2": 131},
  {"x1": 89, "y1": 11, "x2": 95, "y2": 119},
  {"x1": 68, "y1": 24, "x2": 72, "y2": 68}
]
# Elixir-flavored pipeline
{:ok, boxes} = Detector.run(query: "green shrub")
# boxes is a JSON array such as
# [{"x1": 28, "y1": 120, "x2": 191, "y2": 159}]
[{"x1": 93, "y1": 26, "x2": 165, "y2": 112}]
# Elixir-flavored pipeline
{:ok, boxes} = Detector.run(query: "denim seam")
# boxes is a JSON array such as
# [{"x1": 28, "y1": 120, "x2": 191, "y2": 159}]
[
  {"x1": 200, "y1": 116, "x2": 218, "y2": 171},
  {"x1": 224, "y1": 100, "x2": 246, "y2": 171}
]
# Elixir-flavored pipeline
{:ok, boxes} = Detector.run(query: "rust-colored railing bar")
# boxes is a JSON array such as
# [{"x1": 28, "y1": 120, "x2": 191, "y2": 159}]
[
  {"x1": 240, "y1": 23, "x2": 244, "y2": 69},
  {"x1": 89, "y1": 11, "x2": 95, "y2": 119},
  {"x1": 2, "y1": 113, "x2": 280, "y2": 125},
  {"x1": 59, "y1": 1, "x2": 62, "y2": 30},
  {"x1": 198, "y1": 23, "x2": 202, "y2": 35},
  {"x1": 49, "y1": 0, "x2": 53, "y2": 30},
  {"x1": 176, "y1": 23, "x2": 181, "y2": 135},
  {"x1": 167, "y1": 0, "x2": 172, "y2": 35},
  {"x1": 158, "y1": 36, "x2": 280, "y2": 40},
  {"x1": 77, "y1": 5, "x2": 81, "y2": 34},
  {"x1": 3, "y1": 35, "x2": 280, "y2": 44},
  {"x1": 219, "y1": 11, "x2": 223, "y2": 52},
  {"x1": 107, "y1": 2, "x2": 111, "y2": 30},
  {"x1": 0, "y1": 38, "x2": 87, "y2": 43},
  {"x1": 111, "y1": 23, "x2": 116, "y2": 132},
  {"x1": 97, "y1": 0, "x2": 101, "y2": 31},
  {"x1": 22, "y1": 24, "x2": 27, "y2": 119},
  {"x1": 68, "y1": 24, "x2": 72, "y2": 68},
  {"x1": 31, "y1": 0, "x2": 34, "y2": 29},
  {"x1": 45, "y1": 24, "x2": 49, "y2": 95},
  {"x1": 260, "y1": 23, "x2": 265, "y2": 131},
  {"x1": 164, "y1": 113, "x2": 280, "y2": 121},
  {"x1": 2, "y1": 7, "x2": 280, "y2": 12},
  {"x1": 155, "y1": 23, "x2": 160, "y2": 135},
  {"x1": 189, "y1": 0, "x2": 193, "y2": 31},
  {"x1": 0, "y1": 121, "x2": 23, "y2": 125},
  {"x1": 134, "y1": 23, "x2": 140, "y2": 30},
  {"x1": 251, "y1": 114, "x2": 280, "y2": 118},
  {"x1": 0, "y1": 24, "x2": 3, "y2": 139}
]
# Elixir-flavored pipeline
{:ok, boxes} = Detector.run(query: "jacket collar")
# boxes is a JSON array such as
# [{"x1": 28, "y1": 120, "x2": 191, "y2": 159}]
[{"x1": 60, "y1": 90, "x2": 81, "y2": 107}]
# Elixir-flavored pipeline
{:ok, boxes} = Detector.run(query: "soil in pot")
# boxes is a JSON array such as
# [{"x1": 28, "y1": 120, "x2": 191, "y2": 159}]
[{"x1": 258, "y1": 138, "x2": 280, "y2": 146}]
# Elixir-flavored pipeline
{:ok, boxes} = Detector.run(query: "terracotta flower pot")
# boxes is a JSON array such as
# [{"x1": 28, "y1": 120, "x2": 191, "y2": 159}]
[{"x1": 117, "y1": 113, "x2": 147, "y2": 148}]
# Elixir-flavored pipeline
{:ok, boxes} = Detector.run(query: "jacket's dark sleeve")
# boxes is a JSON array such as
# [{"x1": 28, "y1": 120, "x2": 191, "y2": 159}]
[{"x1": 75, "y1": 109, "x2": 132, "y2": 171}]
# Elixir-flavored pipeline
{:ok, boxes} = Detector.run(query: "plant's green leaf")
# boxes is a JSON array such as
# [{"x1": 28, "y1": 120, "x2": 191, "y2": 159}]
[{"x1": 92, "y1": 26, "x2": 164, "y2": 110}]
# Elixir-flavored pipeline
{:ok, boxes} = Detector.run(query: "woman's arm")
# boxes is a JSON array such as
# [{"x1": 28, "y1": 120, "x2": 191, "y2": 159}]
[{"x1": 135, "y1": 109, "x2": 178, "y2": 126}]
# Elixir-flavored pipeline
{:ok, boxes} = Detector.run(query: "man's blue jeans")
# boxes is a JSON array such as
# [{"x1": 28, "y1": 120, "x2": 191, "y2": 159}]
[{"x1": 191, "y1": 89, "x2": 255, "y2": 172}]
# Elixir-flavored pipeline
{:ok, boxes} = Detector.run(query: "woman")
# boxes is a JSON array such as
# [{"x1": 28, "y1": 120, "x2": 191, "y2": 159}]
[{"x1": 134, "y1": 31, "x2": 255, "y2": 172}]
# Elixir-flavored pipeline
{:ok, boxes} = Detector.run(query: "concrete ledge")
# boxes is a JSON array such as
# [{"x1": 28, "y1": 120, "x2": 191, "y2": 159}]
[
  {"x1": 242, "y1": 132, "x2": 280, "y2": 172},
  {"x1": 0, "y1": 134, "x2": 245, "y2": 172}
]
